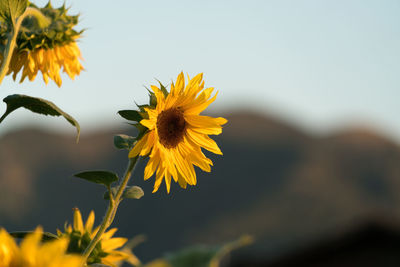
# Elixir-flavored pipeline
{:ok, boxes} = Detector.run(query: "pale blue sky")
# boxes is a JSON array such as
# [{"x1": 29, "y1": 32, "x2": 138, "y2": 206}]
[{"x1": 1, "y1": 0, "x2": 399, "y2": 141}]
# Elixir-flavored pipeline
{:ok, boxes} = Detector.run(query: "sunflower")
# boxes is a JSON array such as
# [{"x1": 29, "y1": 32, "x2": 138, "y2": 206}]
[
  {"x1": 0, "y1": 2, "x2": 84, "y2": 87},
  {"x1": 58, "y1": 208, "x2": 139, "y2": 267},
  {"x1": 129, "y1": 72, "x2": 227, "y2": 193},
  {"x1": 0, "y1": 227, "x2": 83, "y2": 267}
]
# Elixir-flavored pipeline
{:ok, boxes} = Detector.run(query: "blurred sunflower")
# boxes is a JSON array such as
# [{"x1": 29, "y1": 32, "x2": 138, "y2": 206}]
[
  {"x1": 0, "y1": 2, "x2": 84, "y2": 87},
  {"x1": 58, "y1": 208, "x2": 140, "y2": 267},
  {"x1": 0, "y1": 227, "x2": 83, "y2": 267},
  {"x1": 129, "y1": 72, "x2": 227, "y2": 193}
]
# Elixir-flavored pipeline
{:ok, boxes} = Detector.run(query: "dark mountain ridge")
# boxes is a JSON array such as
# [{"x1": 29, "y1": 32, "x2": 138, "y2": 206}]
[{"x1": 1, "y1": 111, "x2": 400, "y2": 263}]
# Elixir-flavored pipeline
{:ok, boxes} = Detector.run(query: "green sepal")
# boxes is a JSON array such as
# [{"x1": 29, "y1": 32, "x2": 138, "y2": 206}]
[
  {"x1": 103, "y1": 187, "x2": 117, "y2": 200},
  {"x1": 123, "y1": 186, "x2": 144, "y2": 199},
  {"x1": 103, "y1": 186, "x2": 144, "y2": 200},
  {"x1": 132, "y1": 123, "x2": 148, "y2": 141},
  {"x1": 25, "y1": 6, "x2": 51, "y2": 29},
  {"x1": 0, "y1": 0, "x2": 28, "y2": 25},
  {"x1": 10, "y1": 231, "x2": 59, "y2": 241},
  {"x1": 74, "y1": 171, "x2": 119, "y2": 187},
  {"x1": 65, "y1": 230, "x2": 109, "y2": 265},
  {"x1": 66, "y1": 230, "x2": 89, "y2": 253},
  {"x1": 0, "y1": 94, "x2": 80, "y2": 142},
  {"x1": 135, "y1": 102, "x2": 149, "y2": 113},
  {"x1": 157, "y1": 79, "x2": 169, "y2": 98},
  {"x1": 147, "y1": 88, "x2": 157, "y2": 107},
  {"x1": 113, "y1": 134, "x2": 136, "y2": 150},
  {"x1": 0, "y1": 1, "x2": 83, "y2": 51},
  {"x1": 118, "y1": 110, "x2": 142, "y2": 122}
]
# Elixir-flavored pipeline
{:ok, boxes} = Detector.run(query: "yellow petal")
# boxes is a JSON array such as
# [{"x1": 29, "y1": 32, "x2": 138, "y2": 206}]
[
  {"x1": 129, "y1": 132, "x2": 150, "y2": 158},
  {"x1": 186, "y1": 128, "x2": 223, "y2": 155},
  {"x1": 140, "y1": 130, "x2": 155, "y2": 156},
  {"x1": 174, "y1": 72, "x2": 185, "y2": 94},
  {"x1": 152, "y1": 165, "x2": 165, "y2": 193},
  {"x1": 140, "y1": 118, "x2": 156, "y2": 130},
  {"x1": 165, "y1": 171, "x2": 172, "y2": 193},
  {"x1": 185, "y1": 116, "x2": 225, "y2": 135},
  {"x1": 144, "y1": 148, "x2": 161, "y2": 180},
  {"x1": 102, "y1": 237, "x2": 127, "y2": 251},
  {"x1": 151, "y1": 85, "x2": 165, "y2": 104},
  {"x1": 85, "y1": 211, "x2": 95, "y2": 232},
  {"x1": 73, "y1": 208, "x2": 84, "y2": 233},
  {"x1": 185, "y1": 90, "x2": 218, "y2": 115},
  {"x1": 102, "y1": 228, "x2": 118, "y2": 240},
  {"x1": 20, "y1": 227, "x2": 42, "y2": 263}
]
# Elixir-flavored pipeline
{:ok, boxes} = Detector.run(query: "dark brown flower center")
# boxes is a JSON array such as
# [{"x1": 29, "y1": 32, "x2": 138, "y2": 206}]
[{"x1": 156, "y1": 108, "x2": 186, "y2": 148}]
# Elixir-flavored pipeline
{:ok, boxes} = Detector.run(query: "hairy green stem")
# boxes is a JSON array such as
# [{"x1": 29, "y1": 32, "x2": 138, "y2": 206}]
[
  {"x1": 82, "y1": 156, "x2": 139, "y2": 264},
  {"x1": 0, "y1": 8, "x2": 41, "y2": 85}
]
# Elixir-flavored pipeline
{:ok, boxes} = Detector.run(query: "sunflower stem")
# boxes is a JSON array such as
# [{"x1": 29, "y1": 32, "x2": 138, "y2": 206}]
[
  {"x1": 81, "y1": 156, "x2": 139, "y2": 264},
  {"x1": 0, "y1": 8, "x2": 42, "y2": 85}
]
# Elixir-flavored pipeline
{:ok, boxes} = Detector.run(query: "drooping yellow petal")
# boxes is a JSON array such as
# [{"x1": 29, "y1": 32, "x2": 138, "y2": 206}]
[
  {"x1": 6, "y1": 42, "x2": 83, "y2": 87},
  {"x1": 186, "y1": 128, "x2": 223, "y2": 155},
  {"x1": 140, "y1": 130, "x2": 155, "y2": 156},
  {"x1": 185, "y1": 114, "x2": 227, "y2": 135},
  {"x1": 144, "y1": 149, "x2": 161, "y2": 180},
  {"x1": 129, "y1": 132, "x2": 150, "y2": 158},
  {"x1": 153, "y1": 165, "x2": 166, "y2": 193},
  {"x1": 165, "y1": 171, "x2": 172, "y2": 193}
]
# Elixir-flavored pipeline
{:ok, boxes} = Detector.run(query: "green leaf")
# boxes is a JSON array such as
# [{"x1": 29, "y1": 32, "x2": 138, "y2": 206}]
[
  {"x1": 10, "y1": 231, "x2": 59, "y2": 241},
  {"x1": 165, "y1": 246, "x2": 219, "y2": 267},
  {"x1": 123, "y1": 186, "x2": 144, "y2": 199},
  {"x1": 0, "y1": 0, "x2": 28, "y2": 24},
  {"x1": 118, "y1": 110, "x2": 142, "y2": 122},
  {"x1": 155, "y1": 235, "x2": 253, "y2": 267},
  {"x1": 114, "y1": 134, "x2": 136, "y2": 150},
  {"x1": 74, "y1": 171, "x2": 119, "y2": 187},
  {"x1": 0, "y1": 94, "x2": 80, "y2": 142}
]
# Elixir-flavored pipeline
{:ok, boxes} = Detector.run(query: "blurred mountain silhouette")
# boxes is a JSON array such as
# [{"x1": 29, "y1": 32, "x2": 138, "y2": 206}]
[{"x1": 1, "y1": 110, "x2": 400, "y2": 263}]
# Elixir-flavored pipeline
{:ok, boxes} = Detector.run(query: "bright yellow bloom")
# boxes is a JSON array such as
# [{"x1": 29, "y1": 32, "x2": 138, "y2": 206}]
[
  {"x1": 0, "y1": 227, "x2": 83, "y2": 267},
  {"x1": 6, "y1": 41, "x2": 83, "y2": 87},
  {"x1": 58, "y1": 208, "x2": 139, "y2": 267},
  {"x1": 129, "y1": 72, "x2": 227, "y2": 193}
]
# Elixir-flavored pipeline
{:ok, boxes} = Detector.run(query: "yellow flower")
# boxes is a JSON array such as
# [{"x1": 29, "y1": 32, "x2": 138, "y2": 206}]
[
  {"x1": 6, "y1": 41, "x2": 83, "y2": 87},
  {"x1": 58, "y1": 208, "x2": 140, "y2": 267},
  {"x1": 129, "y1": 72, "x2": 227, "y2": 193},
  {"x1": 0, "y1": 227, "x2": 83, "y2": 267},
  {"x1": 0, "y1": 1, "x2": 84, "y2": 87}
]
